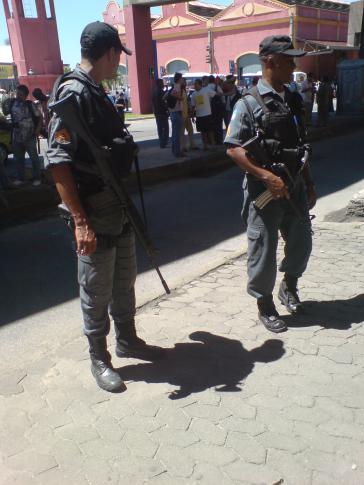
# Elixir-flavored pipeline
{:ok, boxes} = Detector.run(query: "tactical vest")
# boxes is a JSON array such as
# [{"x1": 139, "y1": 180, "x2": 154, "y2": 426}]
[
  {"x1": 243, "y1": 86, "x2": 305, "y2": 163},
  {"x1": 50, "y1": 69, "x2": 136, "y2": 190}
]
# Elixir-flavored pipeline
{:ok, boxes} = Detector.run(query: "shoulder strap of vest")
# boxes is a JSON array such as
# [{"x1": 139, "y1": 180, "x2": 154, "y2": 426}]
[
  {"x1": 246, "y1": 86, "x2": 271, "y2": 115},
  {"x1": 52, "y1": 70, "x2": 88, "y2": 102}
]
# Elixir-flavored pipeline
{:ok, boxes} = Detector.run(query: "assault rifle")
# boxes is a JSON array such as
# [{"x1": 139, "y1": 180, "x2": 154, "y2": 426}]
[
  {"x1": 49, "y1": 93, "x2": 170, "y2": 295},
  {"x1": 242, "y1": 132, "x2": 311, "y2": 220}
]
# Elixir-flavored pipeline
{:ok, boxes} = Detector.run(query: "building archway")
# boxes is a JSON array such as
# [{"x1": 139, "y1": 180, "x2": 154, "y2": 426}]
[
  {"x1": 235, "y1": 52, "x2": 261, "y2": 80},
  {"x1": 166, "y1": 58, "x2": 189, "y2": 74}
]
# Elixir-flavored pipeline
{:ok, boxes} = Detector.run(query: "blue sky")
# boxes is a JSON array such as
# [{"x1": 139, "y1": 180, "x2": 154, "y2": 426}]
[{"x1": 0, "y1": 0, "x2": 351, "y2": 68}]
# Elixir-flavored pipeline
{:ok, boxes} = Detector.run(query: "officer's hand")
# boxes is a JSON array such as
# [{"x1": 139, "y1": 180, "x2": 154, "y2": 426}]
[
  {"x1": 307, "y1": 184, "x2": 317, "y2": 209},
  {"x1": 264, "y1": 173, "x2": 289, "y2": 199},
  {"x1": 75, "y1": 223, "x2": 97, "y2": 256}
]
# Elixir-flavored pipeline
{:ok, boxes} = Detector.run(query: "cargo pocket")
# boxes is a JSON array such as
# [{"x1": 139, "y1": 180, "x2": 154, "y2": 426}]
[{"x1": 247, "y1": 226, "x2": 263, "y2": 265}]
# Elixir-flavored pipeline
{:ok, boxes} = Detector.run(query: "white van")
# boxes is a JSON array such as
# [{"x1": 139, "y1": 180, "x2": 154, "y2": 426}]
[
  {"x1": 162, "y1": 72, "x2": 211, "y2": 90},
  {"x1": 239, "y1": 70, "x2": 307, "y2": 90}
]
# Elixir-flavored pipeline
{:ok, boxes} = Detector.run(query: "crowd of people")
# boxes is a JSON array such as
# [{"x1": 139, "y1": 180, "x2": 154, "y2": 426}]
[
  {"x1": 152, "y1": 70, "x2": 336, "y2": 157},
  {"x1": 152, "y1": 73, "x2": 242, "y2": 158},
  {"x1": 293, "y1": 72, "x2": 336, "y2": 127}
]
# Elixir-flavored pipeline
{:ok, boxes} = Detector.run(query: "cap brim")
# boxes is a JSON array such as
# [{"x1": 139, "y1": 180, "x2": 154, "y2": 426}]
[
  {"x1": 121, "y1": 43, "x2": 132, "y2": 56},
  {"x1": 282, "y1": 48, "x2": 306, "y2": 57}
]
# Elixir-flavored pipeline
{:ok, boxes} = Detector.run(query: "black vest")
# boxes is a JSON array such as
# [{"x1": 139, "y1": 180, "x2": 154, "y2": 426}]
[
  {"x1": 51, "y1": 69, "x2": 135, "y2": 193},
  {"x1": 244, "y1": 86, "x2": 305, "y2": 163}
]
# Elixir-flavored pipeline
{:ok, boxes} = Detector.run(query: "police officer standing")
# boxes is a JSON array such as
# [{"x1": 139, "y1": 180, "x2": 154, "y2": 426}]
[
  {"x1": 46, "y1": 22, "x2": 163, "y2": 393},
  {"x1": 226, "y1": 36, "x2": 316, "y2": 333}
]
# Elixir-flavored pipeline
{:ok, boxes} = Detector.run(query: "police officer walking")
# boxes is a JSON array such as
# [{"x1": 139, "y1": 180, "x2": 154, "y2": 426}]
[
  {"x1": 226, "y1": 36, "x2": 316, "y2": 333},
  {"x1": 46, "y1": 22, "x2": 163, "y2": 393}
]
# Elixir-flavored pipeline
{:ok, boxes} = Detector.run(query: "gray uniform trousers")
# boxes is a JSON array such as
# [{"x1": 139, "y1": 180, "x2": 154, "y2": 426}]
[
  {"x1": 243, "y1": 178, "x2": 312, "y2": 300},
  {"x1": 78, "y1": 226, "x2": 137, "y2": 338}
]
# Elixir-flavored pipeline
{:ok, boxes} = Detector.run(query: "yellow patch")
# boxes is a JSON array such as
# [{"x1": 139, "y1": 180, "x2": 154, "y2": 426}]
[{"x1": 55, "y1": 128, "x2": 71, "y2": 144}]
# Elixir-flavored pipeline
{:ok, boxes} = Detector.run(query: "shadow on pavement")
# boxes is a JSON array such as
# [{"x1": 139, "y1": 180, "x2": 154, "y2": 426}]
[
  {"x1": 283, "y1": 294, "x2": 364, "y2": 329},
  {"x1": 119, "y1": 331, "x2": 285, "y2": 400}
]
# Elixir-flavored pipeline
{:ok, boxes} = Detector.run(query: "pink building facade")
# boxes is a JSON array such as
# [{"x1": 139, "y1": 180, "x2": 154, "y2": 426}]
[{"x1": 103, "y1": 0, "x2": 355, "y2": 112}]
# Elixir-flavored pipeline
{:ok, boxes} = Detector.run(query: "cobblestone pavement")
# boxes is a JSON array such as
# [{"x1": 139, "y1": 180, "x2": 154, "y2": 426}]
[{"x1": 1, "y1": 222, "x2": 364, "y2": 485}]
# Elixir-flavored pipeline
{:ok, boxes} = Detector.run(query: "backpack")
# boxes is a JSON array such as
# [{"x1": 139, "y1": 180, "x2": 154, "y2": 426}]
[{"x1": 166, "y1": 88, "x2": 178, "y2": 110}]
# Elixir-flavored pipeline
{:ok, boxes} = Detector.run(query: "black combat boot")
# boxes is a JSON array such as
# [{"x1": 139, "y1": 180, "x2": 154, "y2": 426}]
[
  {"x1": 115, "y1": 322, "x2": 165, "y2": 361},
  {"x1": 87, "y1": 336, "x2": 126, "y2": 393},
  {"x1": 257, "y1": 295, "x2": 287, "y2": 333},
  {"x1": 278, "y1": 275, "x2": 302, "y2": 314}
]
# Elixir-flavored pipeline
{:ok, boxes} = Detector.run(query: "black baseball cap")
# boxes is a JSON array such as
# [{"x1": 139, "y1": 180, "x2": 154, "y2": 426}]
[
  {"x1": 81, "y1": 21, "x2": 132, "y2": 56},
  {"x1": 259, "y1": 35, "x2": 306, "y2": 57}
]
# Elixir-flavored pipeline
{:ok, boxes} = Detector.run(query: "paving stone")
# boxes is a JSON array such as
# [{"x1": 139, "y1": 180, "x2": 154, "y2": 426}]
[
  {"x1": 150, "y1": 427, "x2": 200, "y2": 448},
  {"x1": 220, "y1": 416, "x2": 267, "y2": 437},
  {"x1": 82, "y1": 457, "x2": 120, "y2": 485},
  {"x1": 155, "y1": 406, "x2": 192, "y2": 430},
  {"x1": 156, "y1": 445, "x2": 195, "y2": 478},
  {"x1": 80, "y1": 438, "x2": 130, "y2": 460},
  {"x1": 5, "y1": 450, "x2": 58, "y2": 475},
  {"x1": 122, "y1": 430, "x2": 159, "y2": 458},
  {"x1": 93, "y1": 416, "x2": 125, "y2": 443},
  {"x1": 51, "y1": 439, "x2": 84, "y2": 472},
  {"x1": 36, "y1": 468, "x2": 90, "y2": 485},
  {"x1": 119, "y1": 414, "x2": 163, "y2": 433},
  {"x1": 256, "y1": 408, "x2": 295, "y2": 436},
  {"x1": 267, "y1": 448, "x2": 312, "y2": 485},
  {"x1": 226, "y1": 431, "x2": 266, "y2": 464},
  {"x1": 24, "y1": 423, "x2": 57, "y2": 454},
  {"x1": 54, "y1": 423, "x2": 99, "y2": 444},
  {"x1": 292, "y1": 421, "x2": 336, "y2": 454},
  {"x1": 283, "y1": 404, "x2": 331, "y2": 425},
  {"x1": 185, "y1": 443, "x2": 238, "y2": 466},
  {"x1": 318, "y1": 420, "x2": 364, "y2": 442},
  {"x1": 257, "y1": 431, "x2": 308, "y2": 454},
  {"x1": 190, "y1": 462, "x2": 234, "y2": 484},
  {"x1": 0, "y1": 370, "x2": 27, "y2": 396},
  {"x1": 183, "y1": 403, "x2": 232, "y2": 422},
  {"x1": 223, "y1": 461, "x2": 282, "y2": 484},
  {"x1": 189, "y1": 418, "x2": 227, "y2": 445},
  {"x1": 30, "y1": 408, "x2": 73, "y2": 430}
]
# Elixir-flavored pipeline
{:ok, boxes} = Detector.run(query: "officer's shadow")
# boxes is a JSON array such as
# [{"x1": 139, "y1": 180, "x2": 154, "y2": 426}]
[
  {"x1": 118, "y1": 332, "x2": 285, "y2": 400},
  {"x1": 283, "y1": 294, "x2": 364, "y2": 330}
]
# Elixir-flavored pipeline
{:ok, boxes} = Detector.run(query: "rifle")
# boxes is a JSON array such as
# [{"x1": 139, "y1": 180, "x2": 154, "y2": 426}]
[
  {"x1": 242, "y1": 132, "x2": 310, "y2": 220},
  {"x1": 49, "y1": 93, "x2": 170, "y2": 295}
]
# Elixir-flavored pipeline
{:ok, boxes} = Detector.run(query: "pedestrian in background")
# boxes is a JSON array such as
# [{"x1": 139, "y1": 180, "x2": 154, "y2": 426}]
[
  {"x1": 8, "y1": 85, "x2": 42, "y2": 186},
  {"x1": 167, "y1": 72, "x2": 184, "y2": 157},
  {"x1": 190, "y1": 78, "x2": 215, "y2": 150},
  {"x1": 223, "y1": 75, "x2": 241, "y2": 129},
  {"x1": 115, "y1": 90, "x2": 126, "y2": 125},
  {"x1": 152, "y1": 78, "x2": 169, "y2": 148},
  {"x1": 180, "y1": 77, "x2": 198, "y2": 153},
  {"x1": 316, "y1": 76, "x2": 333, "y2": 127},
  {"x1": 300, "y1": 72, "x2": 314, "y2": 126},
  {"x1": 32, "y1": 88, "x2": 50, "y2": 138},
  {"x1": 207, "y1": 75, "x2": 224, "y2": 144}
]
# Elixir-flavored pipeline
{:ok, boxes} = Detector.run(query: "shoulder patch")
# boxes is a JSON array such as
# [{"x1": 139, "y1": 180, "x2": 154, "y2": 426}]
[{"x1": 55, "y1": 128, "x2": 71, "y2": 144}]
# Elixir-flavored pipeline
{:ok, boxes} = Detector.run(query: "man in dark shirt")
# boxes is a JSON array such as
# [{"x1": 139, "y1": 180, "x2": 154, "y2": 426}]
[{"x1": 152, "y1": 78, "x2": 169, "y2": 148}]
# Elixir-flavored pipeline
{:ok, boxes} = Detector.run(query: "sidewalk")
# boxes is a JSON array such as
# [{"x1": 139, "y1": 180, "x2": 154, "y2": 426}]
[
  {"x1": 1, "y1": 220, "x2": 364, "y2": 484},
  {"x1": 1, "y1": 112, "x2": 363, "y2": 222}
]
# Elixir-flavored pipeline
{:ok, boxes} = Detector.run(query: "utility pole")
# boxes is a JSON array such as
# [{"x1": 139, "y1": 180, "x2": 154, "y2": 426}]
[{"x1": 360, "y1": 1, "x2": 364, "y2": 59}]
